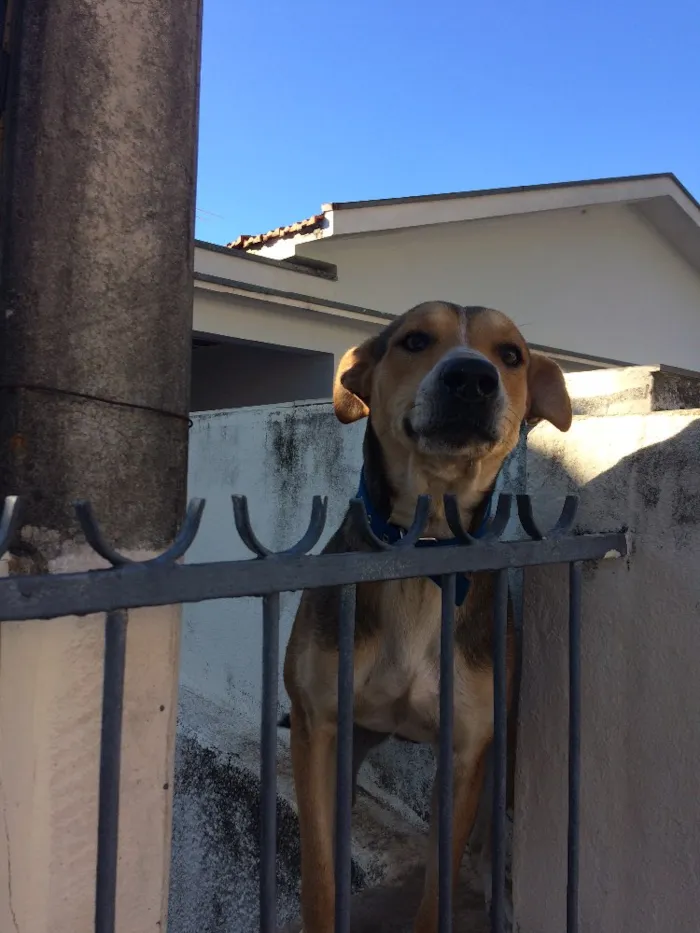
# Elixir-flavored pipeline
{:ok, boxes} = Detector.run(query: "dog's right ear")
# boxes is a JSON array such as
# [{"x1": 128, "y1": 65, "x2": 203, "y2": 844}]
[{"x1": 333, "y1": 341, "x2": 375, "y2": 424}]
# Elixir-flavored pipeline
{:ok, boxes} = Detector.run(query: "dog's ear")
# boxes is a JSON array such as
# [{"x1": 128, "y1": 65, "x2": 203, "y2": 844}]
[
  {"x1": 333, "y1": 341, "x2": 375, "y2": 424},
  {"x1": 526, "y1": 352, "x2": 573, "y2": 432}
]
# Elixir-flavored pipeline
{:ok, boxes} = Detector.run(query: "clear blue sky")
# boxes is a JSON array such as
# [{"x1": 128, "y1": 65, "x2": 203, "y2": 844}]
[{"x1": 195, "y1": 0, "x2": 700, "y2": 245}]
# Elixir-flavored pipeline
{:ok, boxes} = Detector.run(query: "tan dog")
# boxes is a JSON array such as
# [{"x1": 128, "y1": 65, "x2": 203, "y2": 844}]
[{"x1": 283, "y1": 301, "x2": 572, "y2": 933}]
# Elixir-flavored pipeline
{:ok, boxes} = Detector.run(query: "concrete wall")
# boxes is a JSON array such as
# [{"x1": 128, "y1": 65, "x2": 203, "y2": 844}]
[
  {"x1": 171, "y1": 399, "x2": 525, "y2": 933},
  {"x1": 295, "y1": 203, "x2": 700, "y2": 371},
  {"x1": 514, "y1": 407, "x2": 700, "y2": 933},
  {"x1": 171, "y1": 369, "x2": 700, "y2": 933},
  {"x1": 181, "y1": 401, "x2": 364, "y2": 717},
  {"x1": 171, "y1": 402, "x2": 365, "y2": 933}
]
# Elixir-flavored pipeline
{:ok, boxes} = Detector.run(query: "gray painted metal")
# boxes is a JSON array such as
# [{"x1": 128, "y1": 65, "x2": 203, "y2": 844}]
[
  {"x1": 0, "y1": 527, "x2": 627, "y2": 624},
  {"x1": 567, "y1": 562, "x2": 583, "y2": 933},
  {"x1": 260, "y1": 593, "x2": 281, "y2": 933},
  {"x1": 0, "y1": 492, "x2": 628, "y2": 933},
  {"x1": 439, "y1": 574, "x2": 457, "y2": 933},
  {"x1": 95, "y1": 610, "x2": 128, "y2": 933},
  {"x1": 335, "y1": 585, "x2": 357, "y2": 933}
]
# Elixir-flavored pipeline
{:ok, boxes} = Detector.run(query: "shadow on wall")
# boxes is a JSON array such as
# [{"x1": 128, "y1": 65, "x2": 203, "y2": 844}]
[{"x1": 515, "y1": 415, "x2": 700, "y2": 933}]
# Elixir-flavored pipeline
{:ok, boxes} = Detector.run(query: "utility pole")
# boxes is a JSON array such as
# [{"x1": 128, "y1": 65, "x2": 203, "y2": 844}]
[{"x1": 0, "y1": 0, "x2": 202, "y2": 929}]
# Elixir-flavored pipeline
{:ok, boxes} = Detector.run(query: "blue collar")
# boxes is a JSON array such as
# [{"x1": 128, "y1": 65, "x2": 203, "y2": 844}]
[{"x1": 356, "y1": 469, "x2": 494, "y2": 607}]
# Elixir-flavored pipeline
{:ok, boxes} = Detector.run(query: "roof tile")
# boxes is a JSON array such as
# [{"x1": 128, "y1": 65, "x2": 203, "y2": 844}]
[{"x1": 227, "y1": 213, "x2": 325, "y2": 251}]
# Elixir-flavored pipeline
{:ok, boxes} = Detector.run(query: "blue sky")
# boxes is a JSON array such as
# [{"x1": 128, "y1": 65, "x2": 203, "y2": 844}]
[{"x1": 195, "y1": 0, "x2": 700, "y2": 245}]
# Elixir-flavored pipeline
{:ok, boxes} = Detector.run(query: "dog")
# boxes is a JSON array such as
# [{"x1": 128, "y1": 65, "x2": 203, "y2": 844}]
[{"x1": 283, "y1": 301, "x2": 573, "y2": 933}]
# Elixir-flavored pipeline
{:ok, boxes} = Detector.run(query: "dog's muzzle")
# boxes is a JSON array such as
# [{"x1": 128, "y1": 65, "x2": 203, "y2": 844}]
[{"x1": 406, "y1": 354, "x2": 503, "y2": 448}]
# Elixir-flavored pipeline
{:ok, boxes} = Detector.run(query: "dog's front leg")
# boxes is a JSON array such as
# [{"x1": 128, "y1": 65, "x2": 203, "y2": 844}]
[
  {"x1": 414, "y1": 743, "x2": 490, "y2": 933},
  {"x1": 290, "y1": 703, "x2": 337, "y2": 933}
]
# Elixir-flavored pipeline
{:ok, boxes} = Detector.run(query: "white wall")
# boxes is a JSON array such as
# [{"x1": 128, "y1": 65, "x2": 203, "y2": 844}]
[
  {"x1": 182, "y1": 401, "x2": 365, "y2": 722},
  {"x1": 193, "y1": 288, "x2": 381, "y2": 369},
  {"x1": 296, "y1": 203, "x2": 700, "y2": 371},
  {"x1": 176, "y1": 336, "x2": 700, "y2": 932},
  {"x1": 182, "y1": 400, "x2": 527, "y2": 718},
  {"x1": 515, "y1": 407, "x2": 700, "y2": 933},
  {"x1": 173, "y1": 403, "x2": 368, "y2": 933}
]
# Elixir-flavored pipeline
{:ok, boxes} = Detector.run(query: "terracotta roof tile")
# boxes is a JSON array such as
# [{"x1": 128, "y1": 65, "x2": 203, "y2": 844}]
[{"x1": 227, "y1": 212, "x2": 326, "y2": 251}]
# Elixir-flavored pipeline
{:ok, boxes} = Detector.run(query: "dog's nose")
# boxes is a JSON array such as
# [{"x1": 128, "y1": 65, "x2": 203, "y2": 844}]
[{"x1": 441, "y1": 356, "x2": 500, "y2": 401}]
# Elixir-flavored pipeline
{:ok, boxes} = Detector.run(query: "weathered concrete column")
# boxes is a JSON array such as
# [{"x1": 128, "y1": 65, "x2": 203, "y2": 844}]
[{"x1": 0, "y1": 0, "x2": 202, "y2": 930}]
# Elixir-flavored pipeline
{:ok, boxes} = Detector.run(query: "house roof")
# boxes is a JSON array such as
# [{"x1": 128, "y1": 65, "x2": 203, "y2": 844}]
[
  {"x1": 227, "y1": 212, "x2": 326, "y2": 251},
  {"x1": 320, "y1": 172, "x2": 699, "y2": 212},
  {"x1": 226, "y1": 173, "x2": 700, "y2": 275}
]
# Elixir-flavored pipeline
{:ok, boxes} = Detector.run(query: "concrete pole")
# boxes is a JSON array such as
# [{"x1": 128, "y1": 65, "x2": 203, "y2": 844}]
[{"x1": 0, "y1": 0, "x2": 202, "y2": 930}]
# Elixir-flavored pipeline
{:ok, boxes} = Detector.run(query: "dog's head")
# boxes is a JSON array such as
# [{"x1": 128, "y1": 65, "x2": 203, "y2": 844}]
[{"x1": 334, "y1": 302, "x2": 571, "y2": 500}]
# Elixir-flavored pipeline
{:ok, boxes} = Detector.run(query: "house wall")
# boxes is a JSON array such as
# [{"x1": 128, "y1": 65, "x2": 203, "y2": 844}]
[
  {"x1": 193, "y1": 287, "x2": 380, "y2": 370},
  {"x1": 294, "y1": 203, "x2": 700, "y2": 371},
  {"x1": 194, "y1": 241, "x2": 342, "y2": 305}
]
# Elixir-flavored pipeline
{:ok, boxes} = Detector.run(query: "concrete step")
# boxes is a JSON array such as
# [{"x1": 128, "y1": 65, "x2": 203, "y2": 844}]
[
  {"x1": 565, "y1": 364, "x2": 700, "y2": 417},
  {"x1": 170, "y1": 690, "x2": 494, "y2": 933},
  {"x1": 280, "y1": 864, "x2": 489, "y2": 933}
]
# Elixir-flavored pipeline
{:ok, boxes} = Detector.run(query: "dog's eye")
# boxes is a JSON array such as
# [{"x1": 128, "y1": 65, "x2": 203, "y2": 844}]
[
  {"x1": 498, "y1": 344, "x2": 523, "y2": 368},
  {"x1": 399, "y1": 331, "x2": 432, "y2": 353}
]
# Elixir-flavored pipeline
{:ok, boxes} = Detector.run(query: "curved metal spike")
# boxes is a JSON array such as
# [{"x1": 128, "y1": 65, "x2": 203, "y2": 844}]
[
  {"x1": 444, "y1": 494, "x2": 478, "y2": 544},
  {"x1": 75, "y1": 501, "x2": 133, "y2": 566},
  {"x1": 393, "y1": 495, "x2": 431, "y2": 547},
  {"x1": 516, "y1": 494, "x2": 579, "y2": 540},
  {"x1": 232, "y1": 494, "x2": 328, "y2": 558},
  {"x1": 151, "y1": 498, "x2": 206, "y2": 565},
  {"x1": 0, "y1": 496, "x2": 22, "y2": 555},
  {"x1": 347, "y1": 498, "x2": 392, "y2": 551},
  {"x1": 443, "y1": 493, "x2": 512, "y2": 544},
  {"x1": 283, "y1": 496, "x2": 328, "y2": 555},
  {"x1": 74, "y1": 497, "x2": 206, "y2": 567},
  {"x1": 481, "y1": 493, "x2": 513, "y2": 541},
  {"x1": 347, "y1": 495, "x2": 431, "y2": 551}
]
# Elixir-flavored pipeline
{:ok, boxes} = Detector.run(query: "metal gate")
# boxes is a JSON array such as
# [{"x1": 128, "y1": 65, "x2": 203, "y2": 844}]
[{"x1": 0, "y1": 489, "x2": 627, "y2": 933}]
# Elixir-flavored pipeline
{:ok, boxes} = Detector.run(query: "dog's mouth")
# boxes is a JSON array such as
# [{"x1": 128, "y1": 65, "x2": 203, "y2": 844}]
[{"x1": 403, "y1": 412, "x2": 500, "y2": 452}]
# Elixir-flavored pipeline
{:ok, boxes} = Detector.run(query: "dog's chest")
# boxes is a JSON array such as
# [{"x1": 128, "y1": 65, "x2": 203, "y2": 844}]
[{"x1": 354, "y1": 579, "x2": 448, "y2": 744}]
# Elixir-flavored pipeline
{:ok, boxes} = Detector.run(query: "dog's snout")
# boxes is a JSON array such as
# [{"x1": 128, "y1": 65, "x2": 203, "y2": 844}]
[{"x1": 441, "y1": 357, "x2": 499, "y2": 401}]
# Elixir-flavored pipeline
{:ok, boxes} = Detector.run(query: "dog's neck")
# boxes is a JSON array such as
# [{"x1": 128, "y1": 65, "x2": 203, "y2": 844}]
[{"x1": 362, "y1": 420, "x2": 503, "y2": 539}]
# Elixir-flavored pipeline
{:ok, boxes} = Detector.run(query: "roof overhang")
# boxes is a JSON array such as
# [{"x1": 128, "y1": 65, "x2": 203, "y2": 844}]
[
  {"x1": 247, "y1": 174, "x2": 700, "y2": 275},
  {"x1": 193, "y1": 240, "x2": 393, "y2": 330}
]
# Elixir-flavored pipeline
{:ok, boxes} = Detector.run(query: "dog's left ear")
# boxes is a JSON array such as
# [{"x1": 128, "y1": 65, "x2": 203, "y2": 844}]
[
  {"x1": 333, "y1": 341, "x2": 375, "y2": 424},
  {"x1": 526, "y1": 352, "x2": 573, "y2": 431}
]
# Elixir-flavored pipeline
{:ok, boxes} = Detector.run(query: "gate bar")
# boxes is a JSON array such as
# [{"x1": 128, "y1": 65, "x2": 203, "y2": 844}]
[
  {"x1": 95, "y1": 609, "x2": 128, "y2": 933},
  {"x1": 335, "y1": 584, "x2": 356, "y2": 933},
  {"x1": 491, "y1": 569, "x2": 509, "y2": 932},
  {"x1": 438, "y1": 574, "x2": 457, "y2": 933},
  {"x1": 567, "y1": 562, "x2": 582, "y2": 933},
  {"x1": 0, "y1": 532, "x2": 628, "y2": 622},
  {"x1": 260, "y1": 593, "x2": 280, "y2": 933}
]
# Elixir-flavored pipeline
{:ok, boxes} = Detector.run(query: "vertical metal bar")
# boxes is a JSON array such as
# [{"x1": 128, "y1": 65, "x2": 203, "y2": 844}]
[
  {"x1": 567, "y1": 562, "x2": 582, "y2": 933},
  {"x1": 260, "y1": 592, "x2": 280, "y2": 933},
  {"x1": 491, "y1": 569, "x2": 508, "y2": 933},
  {"x1": 95, "y1": 609, "x2": 128, "y2": 933},
  {"x1": 334, "y1": 584, "x2": 356, "y2": 933},
  {"x1": 438, "y1": 574, "x2": 457, "y2": 933}
]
